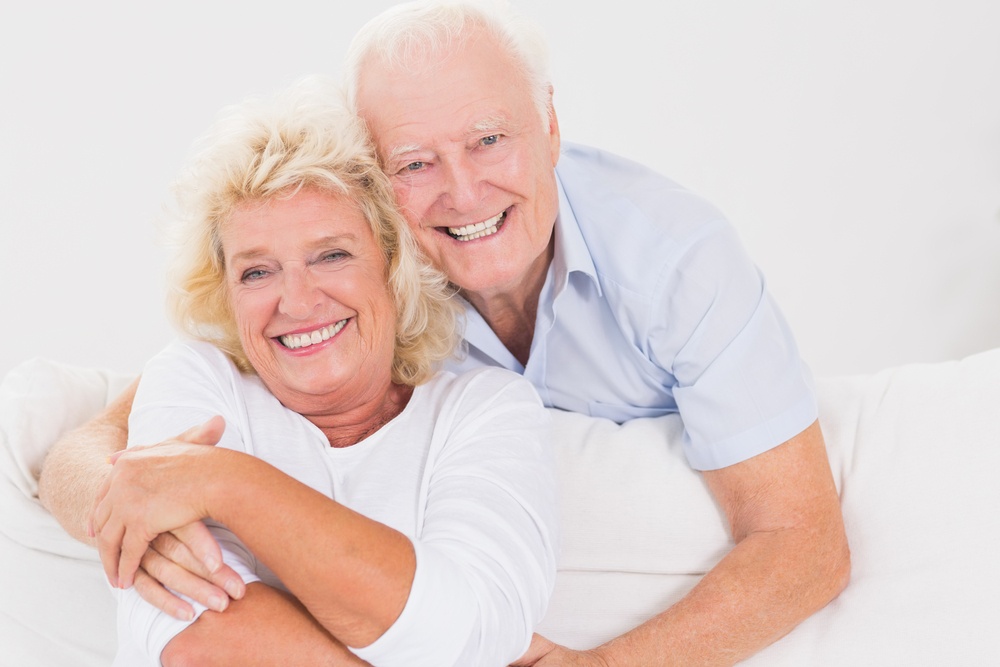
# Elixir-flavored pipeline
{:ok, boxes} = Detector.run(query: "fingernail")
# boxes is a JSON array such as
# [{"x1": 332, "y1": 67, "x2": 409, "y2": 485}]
[
  {"x1": 208, "y1": 594, "x2": 228, "y2": 612},
  {"x1": 177, "y1": 607, "x2": 195, "y2": 622},
  {"x1": 204, "y1": 555, "x2": 221, "y2": 573},
  {"x1": 224, "y1": 580, "x2": 244, "y2": 600}
]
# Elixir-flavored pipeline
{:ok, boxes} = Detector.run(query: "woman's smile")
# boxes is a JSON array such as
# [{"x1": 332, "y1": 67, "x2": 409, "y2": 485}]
[
  {"x1": 222, "y1": 187, "x2": 398, "y2": 409},
  {"x1": 278, "y1": 318, "x2": 350, "y2": 351}
]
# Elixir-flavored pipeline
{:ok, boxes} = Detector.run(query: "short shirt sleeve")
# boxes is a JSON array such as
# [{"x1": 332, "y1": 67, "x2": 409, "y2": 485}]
[{"x1": 653, "y1": 223, "x2": 817, "y2": 470}]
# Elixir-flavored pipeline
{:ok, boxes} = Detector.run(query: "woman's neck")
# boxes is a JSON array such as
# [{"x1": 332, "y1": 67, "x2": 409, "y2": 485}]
[{"x1": 287, "y1": 382, "x2": 414, "y2": 448}]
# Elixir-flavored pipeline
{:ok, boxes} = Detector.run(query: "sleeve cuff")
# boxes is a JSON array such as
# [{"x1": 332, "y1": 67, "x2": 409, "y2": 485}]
[{"x1": 350, "y1": 540, "x2": 478, "y2": 667}]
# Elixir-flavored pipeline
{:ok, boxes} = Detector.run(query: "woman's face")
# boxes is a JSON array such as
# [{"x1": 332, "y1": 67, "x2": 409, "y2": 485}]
[{"x1": 221, "y1": 187, "x2": 397, "y2": 413}]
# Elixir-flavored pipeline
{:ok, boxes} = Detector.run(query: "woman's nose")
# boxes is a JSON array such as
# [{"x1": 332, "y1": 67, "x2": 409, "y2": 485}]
[{"x1": 278, "y1": 267, "x2": 322, "y2": 319}]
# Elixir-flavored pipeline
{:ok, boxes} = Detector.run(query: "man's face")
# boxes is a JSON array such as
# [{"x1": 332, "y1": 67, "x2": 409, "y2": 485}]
[{"x1": 356, "y1": 33, "x2": 561, "y2": 301}]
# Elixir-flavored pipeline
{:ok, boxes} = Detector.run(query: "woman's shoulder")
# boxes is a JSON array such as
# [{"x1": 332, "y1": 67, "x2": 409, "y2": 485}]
[
  {"x1": 415, "y1": 368, "x2": 545, "y2": 418},
  {"x1": 146, "y1": 338, "x2": 237, "y2": 375},
  {"x1": 425, "y1": 367, "x2": 538, "y2": 395},
  {"x1": 139, "y1": 338, "x2": 256, "y2": 404}
]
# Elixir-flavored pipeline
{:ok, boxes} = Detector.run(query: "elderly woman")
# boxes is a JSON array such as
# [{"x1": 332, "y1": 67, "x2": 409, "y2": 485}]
[{"x1": 93, "y1": 79, "x2": 558, "y2": 667}]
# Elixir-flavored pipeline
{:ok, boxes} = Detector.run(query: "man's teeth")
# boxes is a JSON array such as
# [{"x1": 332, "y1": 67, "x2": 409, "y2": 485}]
[
  {"x1": 279, "y1": 320, "x2": 347, "y2": 350},
  {"x1": 448, "y1": 211, "x2": 506, "y2": 241}
]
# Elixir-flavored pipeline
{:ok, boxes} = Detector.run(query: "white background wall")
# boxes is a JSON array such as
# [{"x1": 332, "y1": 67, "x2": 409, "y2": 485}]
[{"x1": 2, "y1": 0, "x2": 999, "y2": 382}]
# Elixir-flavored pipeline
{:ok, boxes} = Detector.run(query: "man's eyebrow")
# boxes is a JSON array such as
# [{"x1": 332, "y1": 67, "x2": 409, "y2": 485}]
[
  {"x1": 385, "y1": 143, "x2": 423, "y2": 163},
  {"x1": 470, "y1": 114, "x2": 510, "y2": 134}
]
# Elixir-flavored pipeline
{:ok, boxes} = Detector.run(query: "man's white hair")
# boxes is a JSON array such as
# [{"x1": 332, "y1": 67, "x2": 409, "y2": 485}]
[{"x1": 344, "y1": 0, "x2": 553, "y2": 127}]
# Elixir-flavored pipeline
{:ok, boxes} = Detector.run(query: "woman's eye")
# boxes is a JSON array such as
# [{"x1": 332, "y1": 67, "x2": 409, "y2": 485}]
[
  {"x1": 240, "y1": 268, "x2": 268, "y2": 283},
  {"x1": 321, "y1": 251, "x2": 348, "y2": 262}
]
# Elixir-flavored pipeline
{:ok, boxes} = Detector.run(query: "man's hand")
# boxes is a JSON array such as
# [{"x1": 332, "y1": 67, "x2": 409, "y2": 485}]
[
  {"x1": 510, "y1": 634, "x2": 609, "y2": 667},
  {"x1": 564, "y1": 421, "x2": 849, "y2": 666},
  {"x1": 136, "y1": 523, "x2": 246, "y2": 621},
  {"x1": 38, "y1": 378, "x2": 138, "y2": 544},
  {"x1": 91, "y1": 416, "x2": 231, "y2": 590}
]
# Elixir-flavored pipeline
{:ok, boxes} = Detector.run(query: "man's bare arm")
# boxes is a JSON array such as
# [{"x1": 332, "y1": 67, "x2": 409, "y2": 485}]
[
  {"x1": 38, "y1": 388, "x2": 245, "y2": 619},
  {"x1": 519, "y1": 421, "x2": 850, "y2": 667},
  {"x1": 38, "y1": 378, "x2": 138, "y2": 544}
]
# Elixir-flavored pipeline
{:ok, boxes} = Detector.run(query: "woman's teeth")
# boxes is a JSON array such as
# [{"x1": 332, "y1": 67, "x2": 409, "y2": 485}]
[
  {"x1": 448, "y1": 211, "x2": 506, "y2": 241},
  {"x1": 279, "y1": 320, "x2": 347, "y2": 350}
]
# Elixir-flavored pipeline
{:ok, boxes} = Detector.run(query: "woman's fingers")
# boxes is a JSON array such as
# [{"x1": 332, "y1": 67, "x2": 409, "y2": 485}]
[
  {"x1": 118, "y1": 528, "x2": 156, "y2": 589},
  {"x1": 95, "y1": 514, "x2": 124, "y2": 587},
  {"x1": 87, "y1": 420, "x2": 230, "y2": 589},
  {"x1": 176, "y1": 415, "x2": 227, "y2": 446}
]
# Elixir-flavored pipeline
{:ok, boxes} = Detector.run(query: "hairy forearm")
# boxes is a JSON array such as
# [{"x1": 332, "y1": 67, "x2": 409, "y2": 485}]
[
  {"x1": 162, "y1": 582, "x2": 370, "y2": 667},
  {"x1": 38, "y1": 378, "x2": 137, "y2": 544},
  {"x1": 594, "y1": 522, "x2": 851, "y2": 666},
  {"x1": 593, "y1": 422, "x2": 851, "y2": 666}
]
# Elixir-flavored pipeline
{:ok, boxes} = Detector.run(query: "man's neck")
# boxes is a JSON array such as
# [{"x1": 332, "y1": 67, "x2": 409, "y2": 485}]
[{"x1": 462, "y1": 242, "x2": 554, "y2": 367}]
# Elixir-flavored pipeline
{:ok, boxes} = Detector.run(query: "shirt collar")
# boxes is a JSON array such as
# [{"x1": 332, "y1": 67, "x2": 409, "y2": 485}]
[
  {"x1": 552, "y1": 170, "x2": 602, "y2": 296},
  {"x1": 456, "y1": 170, "x2": 604, "y2": 370}
]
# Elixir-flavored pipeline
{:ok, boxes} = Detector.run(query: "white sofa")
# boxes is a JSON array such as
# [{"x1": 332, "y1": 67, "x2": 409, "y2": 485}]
[{"x1": 2, "y1": 350, "x2": 999, "y2": 665}]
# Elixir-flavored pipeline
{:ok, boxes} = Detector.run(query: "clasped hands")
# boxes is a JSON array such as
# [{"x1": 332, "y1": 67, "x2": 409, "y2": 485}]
[
  {"x1": 88, "y1": 416, "x2": 608, "y2": 665},
  {"x1": 89, "y1": 415, "x2": 247, "y2": 620}
]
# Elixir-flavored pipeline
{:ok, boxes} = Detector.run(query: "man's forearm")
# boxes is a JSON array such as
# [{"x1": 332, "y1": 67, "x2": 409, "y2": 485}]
[
  {"x1": 38, "y1": 378, "x2": 137, "y2": 544},
  {"x1": 592, "y1": 521, "x2": 851, "y2": 666},
  {"x1": 592, "y1": 422, "x2": 851, "y2": 666}
]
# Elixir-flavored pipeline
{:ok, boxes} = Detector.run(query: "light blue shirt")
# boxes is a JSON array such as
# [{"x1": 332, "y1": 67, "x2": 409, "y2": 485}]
[{"x1": 444, "y1": 143, "x2": 817, "y2": 470}]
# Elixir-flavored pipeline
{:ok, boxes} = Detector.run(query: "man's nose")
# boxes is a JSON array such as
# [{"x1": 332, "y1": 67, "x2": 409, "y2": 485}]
[
  {"x1": 439, "y1": 153, "x2": 482, "y2": 213},
  {"x1": 278, "y1": 266, "x2": 322, "y2": 320}
]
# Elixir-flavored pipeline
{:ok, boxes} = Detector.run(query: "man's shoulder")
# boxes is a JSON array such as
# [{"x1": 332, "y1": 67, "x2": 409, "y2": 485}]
[
  {"x1": 557, "y1": 142, "x2": 728, "y2": 236},
  {"x1": 556, "y1": 142, "x2": 735, "y2": 284},
  {"x1": 557, "y1": 142, "x2": 677, "y2": 189}
]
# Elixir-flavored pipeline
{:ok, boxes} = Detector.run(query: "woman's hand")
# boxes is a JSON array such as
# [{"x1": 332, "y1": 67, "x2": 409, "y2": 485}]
[{"x1": 91, "y1": 416, "x2": 230, "y2": 590}]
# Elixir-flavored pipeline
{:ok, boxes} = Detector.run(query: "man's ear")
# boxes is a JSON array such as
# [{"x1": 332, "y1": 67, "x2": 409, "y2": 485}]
[{"x1": 546, "y1": 85, "x2": 560, "y2": 164}]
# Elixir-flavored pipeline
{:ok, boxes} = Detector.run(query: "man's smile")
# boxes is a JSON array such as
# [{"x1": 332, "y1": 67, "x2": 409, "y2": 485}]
[{"x1": 445, "y1": 209, "x2": 508, "y2": 241}]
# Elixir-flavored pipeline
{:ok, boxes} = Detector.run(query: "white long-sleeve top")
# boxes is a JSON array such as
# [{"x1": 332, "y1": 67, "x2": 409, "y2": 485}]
[{"x1": 114, "y1": 339, "x2": 559, "y2": 667}]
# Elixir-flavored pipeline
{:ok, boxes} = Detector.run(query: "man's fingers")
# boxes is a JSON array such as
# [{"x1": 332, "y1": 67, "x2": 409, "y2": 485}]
[
  {"x1": 176, "y1": 415, "x2": 226, "y2": 446},
  {"x1": 510, "y1": 634, "x2": 558, "y2": 666},
  {"x1": 152, "y1": 527, "x2": 245, "y2": 601},
  {"x1": 172, "y1": 522, "x2": 223, "y2": 578},
  {"x1": 173, "y1": 523, "x2": 246, "y2": 599},
  {"x1": 133, "y1": 565, "x2": 197, "y2": 622},
  {"x1": 139, "y1": 547, "x2": 228, "y2": 616},
  {"x1": 151, "y1": 531, "x2": 206, "y2": 574}
]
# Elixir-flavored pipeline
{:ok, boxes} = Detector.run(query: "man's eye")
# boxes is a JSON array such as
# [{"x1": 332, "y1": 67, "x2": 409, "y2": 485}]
[
  {"x1": 481, "y1": 135, "x2": 500, "y2": 146},
  {"x1": 403, "y1": 161, "x2": 425, "y2": 172}
]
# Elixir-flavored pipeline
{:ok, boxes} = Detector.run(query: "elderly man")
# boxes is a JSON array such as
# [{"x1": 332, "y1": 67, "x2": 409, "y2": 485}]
[{"x1": 40, "y1": 1, "x2": 849, "y2": 665}]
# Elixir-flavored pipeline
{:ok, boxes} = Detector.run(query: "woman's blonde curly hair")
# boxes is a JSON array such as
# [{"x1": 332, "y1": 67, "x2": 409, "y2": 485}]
[{"x1": 163, "y1": 76, "x2": 460, "y2": 386}]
